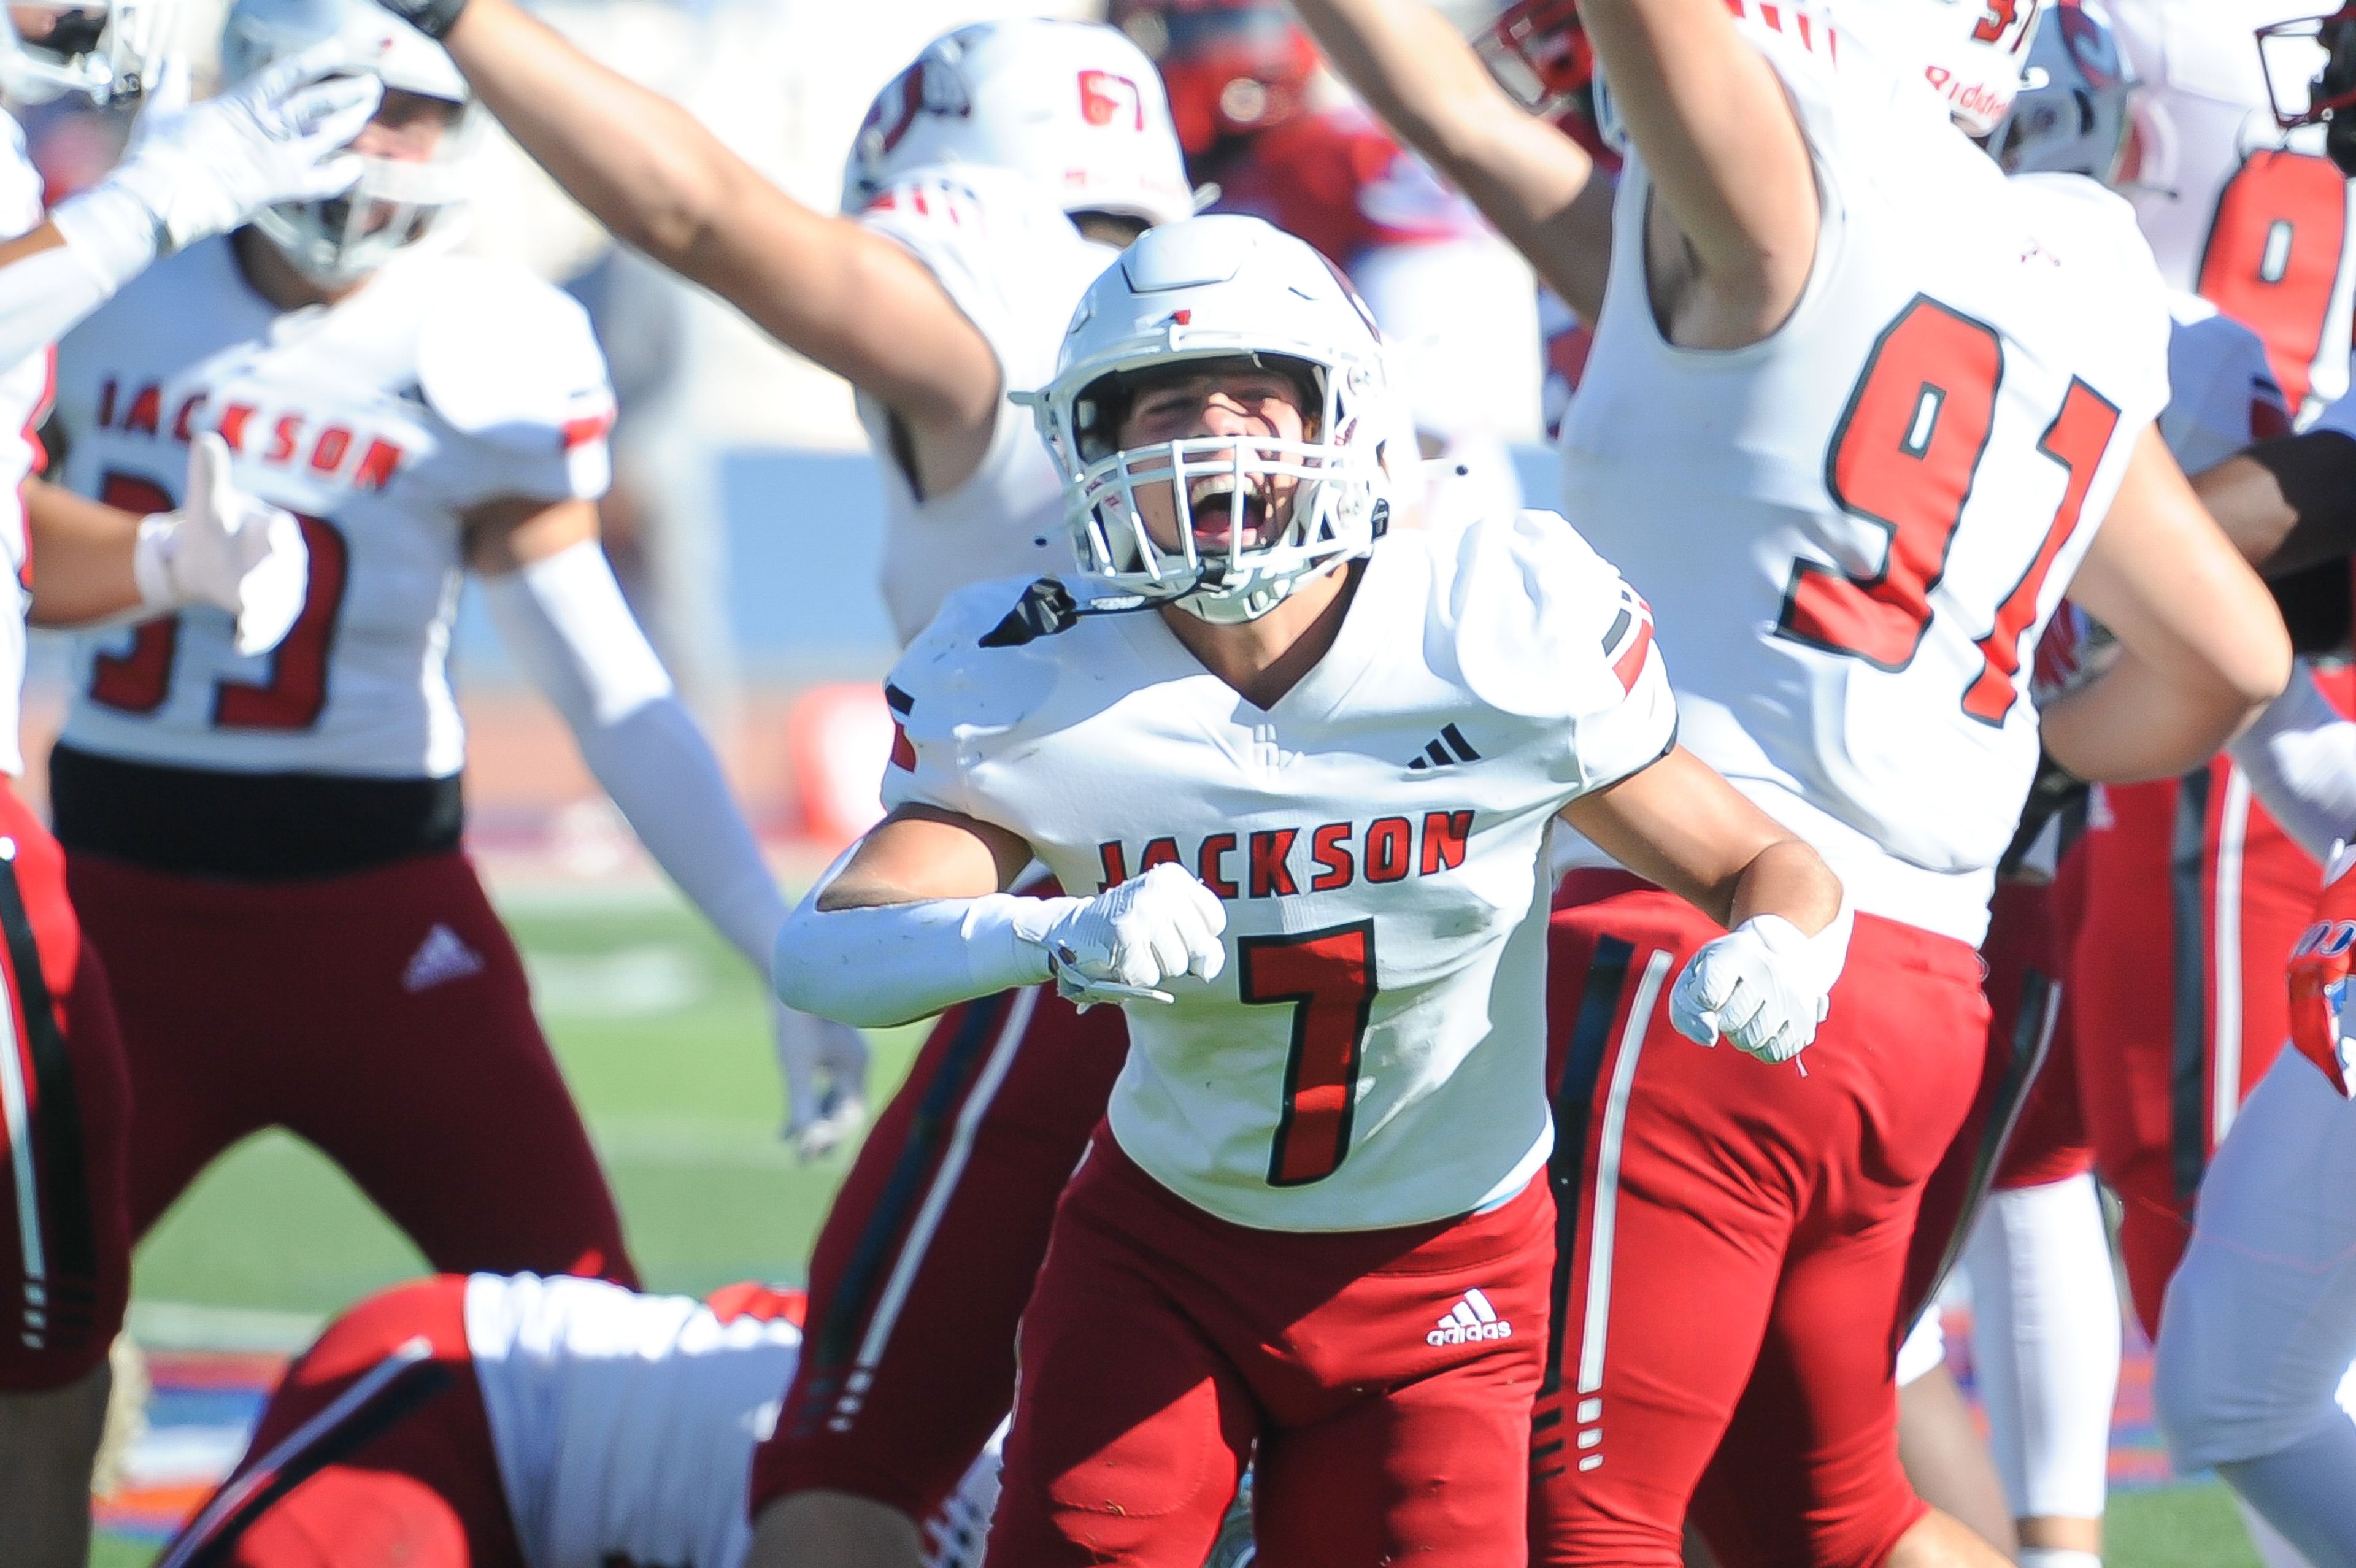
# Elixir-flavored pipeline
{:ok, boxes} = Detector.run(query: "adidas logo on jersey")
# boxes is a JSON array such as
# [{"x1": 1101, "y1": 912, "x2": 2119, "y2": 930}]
[
  {"x1": 402, "y1": 924, "x2": 485, "y2": 993},
  {"x1": 1407, "y1": 723, "x2": 1482, "y2": 771},
  {"x1": 1427, "y1": 1288, "x2": 1511, "y2": 1347}
]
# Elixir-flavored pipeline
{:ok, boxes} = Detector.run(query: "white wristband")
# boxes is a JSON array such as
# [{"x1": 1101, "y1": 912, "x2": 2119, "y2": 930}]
[{"x1": 50, "y1": 180, "x2": 164, "y2": 296}]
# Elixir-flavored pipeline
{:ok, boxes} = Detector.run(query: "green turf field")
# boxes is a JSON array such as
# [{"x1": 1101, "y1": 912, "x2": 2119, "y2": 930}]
[{"x1": 85, "y1": 888, "x2": 2265, "y2": 1566}]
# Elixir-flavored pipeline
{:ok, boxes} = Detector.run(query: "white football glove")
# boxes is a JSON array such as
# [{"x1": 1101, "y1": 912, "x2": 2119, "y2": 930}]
[
  {"x1": 134, "y1": 434, "x2": 310, "y2": 655},
  {"x1": 1669, "y1": 901, "x2": 1854, "y2": 1065},
  {"x1": 772, "y1": 1000, "x2": 870, "y2": 1161},
  {"x1": 102, "y1": 42, "x2": 382, "y2": 256},
  {"x1": 1024, "y1": 862, "x2": 1228, "y2": 1008}
]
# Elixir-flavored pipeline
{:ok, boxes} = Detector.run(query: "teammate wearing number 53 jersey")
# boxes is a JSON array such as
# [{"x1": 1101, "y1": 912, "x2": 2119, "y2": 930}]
[
  {"x1": 1293, "y1": 0, "x2": 2290, "y2": 1563},
  {"x1": 775, "y1": 213, "x2": 1852, "y2": 1567},
  {"x1": 39, "y1": 0, "x2": 802, "y2": 1290}
]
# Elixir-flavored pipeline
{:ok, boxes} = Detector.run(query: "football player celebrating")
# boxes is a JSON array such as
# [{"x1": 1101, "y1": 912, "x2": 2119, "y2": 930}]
[
  {"x1": 151, "y1": 1270, "x2": 1001, "y2": 1568},
  {"x1": 325, "y1": 3, "x2": 1193, "y2": 1556},
  {"x1": 1287, "y1": 0, "x2": 2290, "y2": 1564},
  {"x1": 774, "y1": 212, "x2": 1854, "y2": 1568},
  {"x1": 0, "y1": 9, "x2": 389, "y2": 1565},
  {"x1": 40, "y1": 0, "x2": 804, "y2": 1307}
]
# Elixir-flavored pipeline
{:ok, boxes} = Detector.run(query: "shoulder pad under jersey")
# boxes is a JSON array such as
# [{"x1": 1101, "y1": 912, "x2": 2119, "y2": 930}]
[
  {"x1": 887, "y1": 574, "x2": 1079, "y2": 750},
  {"x1": 1436, "y1": 509, "x2": 1657, "y2": 723},
  {"x1": 413, "y1": 257, "x2": 616, "y2": 454}
]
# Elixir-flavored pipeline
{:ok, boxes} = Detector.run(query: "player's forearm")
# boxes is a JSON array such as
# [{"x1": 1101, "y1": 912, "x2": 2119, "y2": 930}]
[
  {"x1": 437, "y1": 0, "x2": 770, "y2": 286},
  {"x1": 2193, "y1": 436, "x2": 2356, "y2": 578},
  {"x1": 2039, "y1": 648, "x2": 2279, "y2": 783},
  {"x1": 0, "y1": 226, "x2": 121, "y2": 376},
  {"x1": 1291, "y1": 0, "x2": 1609, "y2": 315},
  {"x1": 480, "y1": 536, "x2": 785, "y2": 971},
  {"x1": 437, "y1": 0, "x2": 993, "y2": 426},
  {"x1": 1723, "y1": 837, "x2": 1844, "y2": 940},
  {"x1": 774, "y1": 880, "x2": 1063, "y2": 1029},
  {"x1": 23, "y1": 479, "x2": 144, "y2": 627}
]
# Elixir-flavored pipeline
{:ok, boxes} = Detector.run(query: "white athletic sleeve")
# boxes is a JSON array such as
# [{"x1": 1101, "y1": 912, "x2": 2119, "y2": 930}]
[
  {"x1": 2226, "y1": 660, "x2": 2356, "y2": 866},
  {"x1": 2162, "y1": 298, "x2": 2286, "y2": 477},
  {"x1": 482, "y1": 539, "x2": 787, "y2": 972},
  {"x1": 417, "y1": 263, "x2": 617, "y2": 510}
]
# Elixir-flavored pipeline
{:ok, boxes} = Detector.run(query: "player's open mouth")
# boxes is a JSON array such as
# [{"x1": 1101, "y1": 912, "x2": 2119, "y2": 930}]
[{"x1": 1187, "y1": 474, "x2": 1273, "y2": 550}]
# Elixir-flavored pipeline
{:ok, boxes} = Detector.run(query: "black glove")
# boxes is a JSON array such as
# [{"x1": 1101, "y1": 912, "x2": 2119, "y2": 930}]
[{"x1": 374, "y1": 0, "x2": 469, "y2": 43}]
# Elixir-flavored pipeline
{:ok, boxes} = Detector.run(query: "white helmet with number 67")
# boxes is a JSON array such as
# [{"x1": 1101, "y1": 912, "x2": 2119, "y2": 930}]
[
  {"x1": 842, "y1": 18, "x2": 1193, "y2": 229},
  {"x1": 220, "y1": 0, "x2": 481, "y2": 285},
  {"x1": 1020, "y1": 213, "x2": 1393, "y2": 626},
  {"x1": 1836, "y1": 0, "x2": 2047, "y2": 137}
]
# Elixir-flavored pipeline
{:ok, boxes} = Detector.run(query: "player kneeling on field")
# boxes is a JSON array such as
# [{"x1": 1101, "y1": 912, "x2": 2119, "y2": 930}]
[
  {"x1": 153, "y1": 1270, "x2": 1003, "y2": 1568},
  {"x1": 772, "y1": 213, "x2": 1851, "y2": 1568}
]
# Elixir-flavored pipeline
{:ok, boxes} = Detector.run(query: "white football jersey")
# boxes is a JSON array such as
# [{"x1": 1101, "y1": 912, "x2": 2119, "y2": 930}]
[
  {"x1": 50, "y1": 237, "x2": 614, "y2": 778},
  {"x1": 0, "y1": 111, "x2": 50, "y2": 779},
  {"x1": 465, "y1": 1272, "x2": 801, "y2": 1568},
  {"x1": 884, "y1": 511, "x2": 1677, "y2": 1231},
  {"x1": 857, "y1": 164, "x2": 1119, "y2": 645},
  {"x1": 2112, "y1": 0, "x2": 2356, "y2": 421},
  {"x1": 2163, "y1": 290, "x2": 2289, "y2": 475},
  {"x1": 1558, "y1": 15, "x2": 2171, "y2": 946}
]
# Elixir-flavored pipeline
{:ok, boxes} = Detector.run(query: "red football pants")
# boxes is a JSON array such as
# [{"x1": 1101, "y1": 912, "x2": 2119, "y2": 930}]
[
  {"x1": 1988, "y1": 870, "x2": 2091, "y2": 1193},
  {"x1": 0, "y1": 787, "x2": 128, "y2": 1391},
  {"x1": 1533, "y1": 874, "x2": 1987, "y2": 1568},
  {"x1": 751, "y1": 982, "x2": 1126, "y2": 1523},
  {"x1": 156, "y1": 1275, "x2": 523, "y2": 1568},
  {"x1": 2072, "y1": 756, "x2": 2323, "y2": 1337},
  {"x1": 994, "y1": 1131, "x2": 1553, "y2": 1567},
  {"x1": 66, "y1": 850, "x2": 634, "y2": 1285}
]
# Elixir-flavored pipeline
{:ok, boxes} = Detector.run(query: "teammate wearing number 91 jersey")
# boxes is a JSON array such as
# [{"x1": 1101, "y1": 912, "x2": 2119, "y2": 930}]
[
  {"x1": 38, "y1": 0, "x2": 804, "y2": 1293},
  {"x1": 1287, "y1": 0, "x2": 2290, "y2": 1564},
  {"x1": 772, "y1": 214, "x2": 1853, "y2": 1567}
]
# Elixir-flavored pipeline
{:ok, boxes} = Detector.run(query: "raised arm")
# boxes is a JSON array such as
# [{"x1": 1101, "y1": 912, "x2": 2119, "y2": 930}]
[
  {"x1": 1573, "y1": 0, "x2": 1817, "y2": 342},
  {"x1": 2042, "y1": 427, "x2": 2292, "y2": 782},
  {"x1": 1289, "y1": 0, "x2": 1612, "y2": 316},
  {"x1": 375, "y1": 0, "x2": 1002, "y2": 487}
]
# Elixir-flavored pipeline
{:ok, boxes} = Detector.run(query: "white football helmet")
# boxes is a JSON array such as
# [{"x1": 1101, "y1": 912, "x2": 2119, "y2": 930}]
[
  {"x1": 1993, "y1": 1, "x2": 2135, "y2": 180},
  {"x1": 1837, "y1": 0, "x2": 2047, "y2": 137},
  {"x1": 0, "y1": 0, "x2": 177, "y2": 104},
  {"x1": 842, "y1": 18, "x2": 1193, "y2": 229},
  {"x1": 1022, "y1": 213, "x2": 1392, "y2": 626},
  {"x1": 220, "y1": 0, "x2": 480, "y2": 285}
]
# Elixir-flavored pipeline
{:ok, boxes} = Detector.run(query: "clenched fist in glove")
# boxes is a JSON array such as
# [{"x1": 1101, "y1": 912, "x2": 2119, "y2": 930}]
[
  {"x1": 52, "y1": 44, "x2": 382, "y2": 291},
  {"x1": 1020, "y1": 862, "x2": 1228, "y2": 1008},
  {"x1": 134, "y1": 434, "x2": 310, "y2": 655},
  {"x1": 1670, "y1": 898, "x2": 1854, "y2": 1064}
]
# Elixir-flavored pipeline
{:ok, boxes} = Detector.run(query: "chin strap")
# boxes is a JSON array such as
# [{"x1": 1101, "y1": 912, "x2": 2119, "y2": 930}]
[{"x1": 979, "y1": 577, "x2": 1168, "y2": 647}]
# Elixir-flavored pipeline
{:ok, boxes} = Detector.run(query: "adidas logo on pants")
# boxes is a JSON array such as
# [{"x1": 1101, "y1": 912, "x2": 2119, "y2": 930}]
[{"x1": 1428, "y1": 1288, "x2": 1512, "y2": 1345}]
